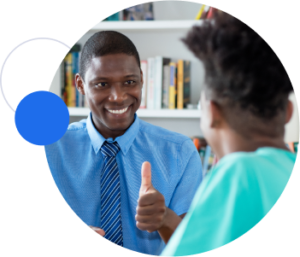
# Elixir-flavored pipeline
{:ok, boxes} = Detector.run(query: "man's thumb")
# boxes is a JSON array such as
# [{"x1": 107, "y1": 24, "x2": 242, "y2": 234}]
[{"x1": 140, "y1": 161, "x2": 152, "y2": 194}]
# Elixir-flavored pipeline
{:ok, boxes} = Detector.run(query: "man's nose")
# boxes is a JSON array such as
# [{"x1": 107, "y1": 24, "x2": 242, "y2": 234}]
[{"x1": 108, "y1": 85, "x2": 126, "y2": 103}]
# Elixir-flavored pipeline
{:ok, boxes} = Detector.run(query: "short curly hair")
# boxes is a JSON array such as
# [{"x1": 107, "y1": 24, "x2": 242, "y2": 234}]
[
  {"x1": 79, "y1": 31, "x2": 141, "y2": 81},
  {"x1": 183, "y1": 12, "x2": 293, "y2": 121}
]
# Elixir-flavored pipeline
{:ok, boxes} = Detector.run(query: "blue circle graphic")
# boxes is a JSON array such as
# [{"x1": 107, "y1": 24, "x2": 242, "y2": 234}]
[{"x1": 15, "y1": 91, "x2": 69, "y2": 145}]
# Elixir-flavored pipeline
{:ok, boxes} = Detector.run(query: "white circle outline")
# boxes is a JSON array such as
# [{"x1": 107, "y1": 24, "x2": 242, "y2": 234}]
[{"x1": 0, "y1": 37, "x2": 70, "y2": 112}]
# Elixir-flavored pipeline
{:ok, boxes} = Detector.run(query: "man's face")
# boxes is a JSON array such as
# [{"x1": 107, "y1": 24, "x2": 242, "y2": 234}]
[{"x1": 78, "y1": 53, "x2": 143, "y2": 138}]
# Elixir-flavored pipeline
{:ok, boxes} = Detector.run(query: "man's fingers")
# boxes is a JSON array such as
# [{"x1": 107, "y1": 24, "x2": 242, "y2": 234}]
[
  {"x1": 140, "y1": 161, "x2": 152, "y2": 194},
  {"x1": 89, "y1": 226, "x2": 105, "y2": 236},
  {"x1": 136, "y1": 205, "x2": 156, "y2": 216}
]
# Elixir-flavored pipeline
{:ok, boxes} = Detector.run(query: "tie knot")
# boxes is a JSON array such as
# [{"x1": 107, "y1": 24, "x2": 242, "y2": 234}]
[{"x1": 100, "y1": 141, "x2": 120, "y2": 157}]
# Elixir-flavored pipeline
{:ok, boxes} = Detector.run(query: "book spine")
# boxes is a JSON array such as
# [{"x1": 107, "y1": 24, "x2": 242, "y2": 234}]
[
  {"x1": 183, "y1": 60, "x2": 191, "y2": 108},
  {"x1": 162, "y1": 64, "x2": 170, "y2": 108},
  {"x1": 75, "y1": 51, "x2": 83, "y2": 107},
  {"x1": 294, "y1": 142, "x2": 298, "y2": 153},
  {"x1": 65, "y1": 53, "x2": 73, "y2": 107},
  {"x1": 72, "y1": 52, "x2": 79, "y2": 107},
  {"x1": 154, "y1": 56, "x2": 163, "y2": 109},
  {"x1": 177, "y1": 60, "x2": 184, "y2": 109},
  {"x1": 147, "y1": 57, "x2": 155, "y2": 109},
  {"x1": 169, "y1": 62, "x2": 176, "y2": 109},
  {"x1": 140, "y1": 60, "x2": 147, "y2": 109},
  {"x1": 207, "y1": 7, "x2": 215, "y2": 19},
  {"x1": 288, "y1": 142, "x2": 295, "y2": 153},
  {"x1": 202, "y1": 145, "x2": 210, "y2": 176},
  {"x1": 175, "y1": 64, "x2": 178, "y2": 108},
  {"x1": 60, "y1": 60, "x2": 66, "y2": 104},
  {"x1": 195, "y1": 4, "x2": 206, "y2": 20}
]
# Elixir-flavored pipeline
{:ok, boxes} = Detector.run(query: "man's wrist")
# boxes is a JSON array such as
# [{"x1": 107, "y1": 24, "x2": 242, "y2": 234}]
[{"x1": 157, "y1": 207, "x2": 183, "y2": 243}]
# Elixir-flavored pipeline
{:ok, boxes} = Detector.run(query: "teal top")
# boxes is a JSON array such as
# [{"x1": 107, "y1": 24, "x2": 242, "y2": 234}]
[{"x1": 162, "y1": 147, "x2": 296, "y2": 256}]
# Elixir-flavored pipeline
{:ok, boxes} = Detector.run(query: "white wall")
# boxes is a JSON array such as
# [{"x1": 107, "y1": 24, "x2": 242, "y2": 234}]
[{"x1": 285, "y1": 93, "x2": 299, "y2": 143}]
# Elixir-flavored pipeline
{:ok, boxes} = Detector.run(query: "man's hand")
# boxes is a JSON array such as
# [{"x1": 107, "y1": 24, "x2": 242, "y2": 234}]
[
  {"x1": 136, "y1": 162, "x2": 167, "y2": 233},
  {"x1": 89, "y1": 226, "x2": 105, "y2": 236}
]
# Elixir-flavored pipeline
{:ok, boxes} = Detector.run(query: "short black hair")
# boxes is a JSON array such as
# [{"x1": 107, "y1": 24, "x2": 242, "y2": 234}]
[
  {"x1": 79, "y1": 31, "x2": 141, "y2": 80},
  {"x1": 183, "y1": 12, "x2": 293, "y2": 121}
]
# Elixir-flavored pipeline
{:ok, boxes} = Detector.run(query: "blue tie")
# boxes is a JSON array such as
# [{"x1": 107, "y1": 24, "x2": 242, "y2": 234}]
[{"x1": 100, "y1": 141, "x2": 123, "y2": 246}]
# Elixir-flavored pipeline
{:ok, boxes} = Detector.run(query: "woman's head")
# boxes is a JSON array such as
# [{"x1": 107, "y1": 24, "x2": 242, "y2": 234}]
[{"x1": 183, "y1": 12, "x2": 293, "y2": 151}]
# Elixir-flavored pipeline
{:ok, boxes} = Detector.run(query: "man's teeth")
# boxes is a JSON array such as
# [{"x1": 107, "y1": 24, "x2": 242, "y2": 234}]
[{"x1": 108, "y1": 107, "x2": 128, "y2": 114}]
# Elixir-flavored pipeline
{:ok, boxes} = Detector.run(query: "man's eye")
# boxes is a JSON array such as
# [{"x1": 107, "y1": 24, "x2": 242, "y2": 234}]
[
  {"x1": 96, "y1": 82, "x2": 107, "y2": 87},
  {"x1": 125, "y1": 80, "x2": 135, "y2": 85}
]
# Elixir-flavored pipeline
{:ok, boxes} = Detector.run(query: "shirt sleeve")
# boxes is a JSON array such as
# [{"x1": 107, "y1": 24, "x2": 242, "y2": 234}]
[{"x1": 168, "y1": 139, "x2": 203, "y2": 216}]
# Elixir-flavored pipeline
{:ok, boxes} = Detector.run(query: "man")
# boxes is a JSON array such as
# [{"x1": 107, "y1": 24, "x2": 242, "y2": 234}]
[
  {"x1": 161, "y1": 12, "x2": 296, "y2": 256},
  {"x1": 45, "y1": 31, "x2": 202, "y2": 255}
]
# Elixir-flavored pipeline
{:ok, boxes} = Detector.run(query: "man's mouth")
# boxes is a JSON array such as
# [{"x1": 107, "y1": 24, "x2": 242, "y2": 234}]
[{"x1": 107, "y1": 106, "x2": 129, "y2": 115}]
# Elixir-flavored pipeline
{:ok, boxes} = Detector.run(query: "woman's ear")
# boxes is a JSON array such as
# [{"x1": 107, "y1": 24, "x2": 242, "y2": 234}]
[
  {"x1": 75, "y1": 74, "x2": 85, "y2": 95},
  {"x1": 285, "y1": 100, "x2": 294, "y2": 124},
  {"x1": 209, "y1": 101, "x2": 223, "y2": 128}
]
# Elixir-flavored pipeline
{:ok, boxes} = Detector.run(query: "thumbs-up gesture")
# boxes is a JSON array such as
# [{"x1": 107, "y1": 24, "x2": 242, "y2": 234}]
[{"x1": 136, "y1": 162, "x2": 167, "y2": 233}]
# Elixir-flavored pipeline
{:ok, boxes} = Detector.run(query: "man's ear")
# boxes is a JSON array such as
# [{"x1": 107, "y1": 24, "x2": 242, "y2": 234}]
[
  {"x1": 285, "y1": 100, "x2": 294, "y2": 124},
  {"x1": 140, "y1": 68, "x2": 144, "y2": 89},
  {"x1": 75, "y1": 73, "x2": 85, "y2": 95}
]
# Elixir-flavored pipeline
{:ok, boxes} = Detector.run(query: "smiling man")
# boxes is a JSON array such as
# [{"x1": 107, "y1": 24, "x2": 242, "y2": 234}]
[{"x1": 45, "y1": 31, "x2": 202, "y2": 255}]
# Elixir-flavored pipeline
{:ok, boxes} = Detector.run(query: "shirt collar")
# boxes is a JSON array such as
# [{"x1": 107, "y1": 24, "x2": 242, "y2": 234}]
[{"x1": 86, "y1": 112, "x2": 140, "y2": 155}]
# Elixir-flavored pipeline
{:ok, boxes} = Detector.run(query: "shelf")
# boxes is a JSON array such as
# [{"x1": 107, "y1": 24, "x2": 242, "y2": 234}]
[
  {"x1": 90, "y1": 20, "x2": 203, "y2": 32},
  {"x1": 68, "y1": 107, "x2": 201, "y2": 118}
]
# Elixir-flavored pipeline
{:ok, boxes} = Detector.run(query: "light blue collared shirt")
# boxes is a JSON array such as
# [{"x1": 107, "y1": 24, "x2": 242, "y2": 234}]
[{"x1": 45, "y1": 113, "x2": 202, "y2": 255}]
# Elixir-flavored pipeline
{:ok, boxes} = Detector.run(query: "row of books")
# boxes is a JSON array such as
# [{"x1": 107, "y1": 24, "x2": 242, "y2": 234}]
[
  {"x1": 140, "y1": 57, "x2": 191, "y2": 110},
  {"x1": 61, "y1": 48, "x2": 192, "y2": 109},
  {"x1": 61, "y1": 44, "x2": 87, "y2": 107},
  {"x1": 104, "y1": 3, "x2": 154, "y2": 21},
  {"x1": 192, "y1": 137, "x2": 217, "y2": 177},
  {"x1": 102, "y1": 1, "x2": 223, "y2": 21},
  {"x1": 192, "y1": 138, "x2": 299, "y2": 178},
  {"x1": 195, "y1": 5, "x2": 218, "y2": 20}
]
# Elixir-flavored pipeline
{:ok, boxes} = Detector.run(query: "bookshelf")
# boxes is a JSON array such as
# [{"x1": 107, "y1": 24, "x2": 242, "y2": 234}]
[
  {"x1": 90, "y1": 20, "x2": 203, "y2": 32},
  {"x1": 50, "y1": 19, "x2": 205, "y2": 137},
  {"x1": 50, "y1": 20, "x2": 299, "y2": 141}
]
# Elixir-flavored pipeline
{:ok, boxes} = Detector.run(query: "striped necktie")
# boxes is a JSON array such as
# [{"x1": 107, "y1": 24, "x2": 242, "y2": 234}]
[{"x1": 100, "y1": 141, "x2": 123, "y2": 246}]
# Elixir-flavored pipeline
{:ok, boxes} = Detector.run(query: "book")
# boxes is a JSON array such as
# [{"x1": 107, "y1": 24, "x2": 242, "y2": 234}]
[
  {"x1": 62, "y1": 44, "x2": 81, "y2": 107},
  {"x1": 174, "y1": 64, "x2": 178, "y2": 109},
  {"x1": 287, "y1": 142, "x2": 300, "y2": 153},
  {"x1": 202, "y1": 145, "x2": 216, "y2": 176},
  {"x1": 192, "y1": 137, "x2": 207, "y2": 165},
  {"x1": 177, "y1": 60, "x2": 191, "y2": 109},
  {"x1": 104, "y1": 12, "x2": 120, "y2": 21},
  {"x1": 60, "y1": 60, "x2": 66, "y2": 104},
  {"x1": 195, "y1": 4, "x2": 206, "y2": 20},
  {"x1": 154, "y1": 56, "x2": 171, "y2": 109},
  {"x1": 207, "y1": 7, "x2": 218, "y2": 19},
  {"x1": 140, "y1": 60, "x2": 147, "y2": 109},
  {"x1": 147, "y1": 57, "x2": 155, "y2": 109},
  {"x1": 200, "y1": 5, "x2": 210, "y2": 19},
  {"x1": 206, "y1": 5, "x2": 213, "y2": 19},
  {"x1": 143, "y1": 2, "x2": 154, "y2": 20},
  {"x1": 183, "y1": 60, "x2": 191, "y2": 108},
  {"x1": 177, "y1": 60, "x2": 183, "y2": 109},
  {"x1": 123, "y1": 3, "x2": 154, "y2": 20},
  {"x1": 72, "y1": 51, "x2": 79, "y2": 107},
  {"x1": 162, "y1": 64, "x2": 170, "y2": 109},
  {"x1": 64, "y1": 53, "x2": 73, "y2": 107},
  {"x1": 169, "y1": 62, "x2": 176, "y2": 109}
]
